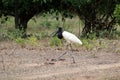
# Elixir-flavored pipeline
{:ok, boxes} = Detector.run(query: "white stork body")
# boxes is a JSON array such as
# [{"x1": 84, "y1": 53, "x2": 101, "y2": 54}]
[
  {"x1": 62, "y1": 31, "x2": 82, "y2": 45},
  {"x1": 52, "y1": 27, "x2": 82, "y2": 63}
]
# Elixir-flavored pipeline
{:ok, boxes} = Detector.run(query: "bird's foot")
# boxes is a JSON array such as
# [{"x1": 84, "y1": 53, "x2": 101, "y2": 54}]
[
  {"x1": 72, "y1": 61, "x2": 75, "y2": 64},
  {"x1": 51, "y1": 59, "x2": 57, "y2": 61},
  {"x1": 51, "y1": 58, "x2": 66, "y2": 62},
  {"x1": 58, "y1": 58, "x2": 66, "y2": 61},
  {"x1": 44, "y1": 62, "x2": 55, "y2": 65},
  {"x1": 71, "y1": 59, "x2": 75, "y2": 64}
]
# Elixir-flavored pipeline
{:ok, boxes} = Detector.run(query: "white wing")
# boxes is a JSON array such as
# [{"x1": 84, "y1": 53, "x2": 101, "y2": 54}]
[{"x1": 62, "y1": 31, "x2": 82, "y2": 45}]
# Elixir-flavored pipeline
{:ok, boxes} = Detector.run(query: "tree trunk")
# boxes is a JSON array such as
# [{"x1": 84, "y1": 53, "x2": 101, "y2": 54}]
[
  {"x1": 14, "y1": 0, "x2": 20, "y2": 29},
  {"x1": 15, "y1": 17, "x2": 27, "y2": 31},
  {"x1": 15, "y1": 15, "x2": 20, "y2": 29},
  {"x1": 82, "y1": 19, "x2": 92, "y2": 37},
  {"x1": 14, "y1": 15, "x2": 29, "y2": 38},
  {"x1": 20, "y1": 18, "x2": 28, "y2": 34}
]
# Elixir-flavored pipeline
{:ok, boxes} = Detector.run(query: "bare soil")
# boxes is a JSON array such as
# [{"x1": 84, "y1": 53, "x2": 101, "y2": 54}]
[{"x1": 0, "y1": 41, "x2": 120, "y2": 80}]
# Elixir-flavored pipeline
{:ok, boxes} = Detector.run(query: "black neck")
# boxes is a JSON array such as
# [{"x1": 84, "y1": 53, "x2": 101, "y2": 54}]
[{"x1": 57, "y1": 27, "x2": 63, "y2": 39}]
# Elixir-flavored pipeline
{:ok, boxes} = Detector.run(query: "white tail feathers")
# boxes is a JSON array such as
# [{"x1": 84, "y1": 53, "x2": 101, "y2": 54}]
[
  {"x1": 62, "y1": 31, "x2": 82, "y2": 45},
  {"x1": 78, "y1": 39, "x2": 82, "y2": 45}
]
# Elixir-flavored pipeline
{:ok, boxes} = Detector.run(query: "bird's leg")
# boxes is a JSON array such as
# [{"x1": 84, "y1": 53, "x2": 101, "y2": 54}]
[
  {"x1": 57, "y1": 44, "x2": 69, "y2": 60},
  {"x1": 51, "y1": 44, "x2": 68, "y2": 62},
  {"x1": 70, "y1": 44, "x2": 75, "y2": 63}
]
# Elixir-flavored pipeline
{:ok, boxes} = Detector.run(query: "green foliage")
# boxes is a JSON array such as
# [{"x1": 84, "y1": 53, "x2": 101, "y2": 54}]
[
  {"x1": 15, "y1": 36, "x2": 39, "y2": 46},
  {"x1": 114, "y1": 4, "x2": 120, "y2": 25},
  {"x1": 69, "y1": 0, "x2": 119, "y2": 37},
  {"x1": 15, "y1": 37, "x2": 25, "y2": 44},
  {"x1": 87, "y1": 33, "x2": 97, "y2": 40},
  {"x1": 82, "y1": 38, "x2": 94, "y2": 50},
  {"x1": 50, "y1": 37, "x2": 63, "y2": 46},
  {"x1": 0, "y1": 28, "x2": 7, "y2": 41},
  {"x1": 82, "y1": 38, "x2": 107, "y2": 50},
  {"x1": 39, "y1": 31, "x2": 48, "y2": 39},
  {"x1": 40, "y1": 14, "x2": 52, "y2": 29},
  {"x1": 7, "y1": 29, "x2": 23, "y2": 40},
  {"x1": 26, "y1": 36, "x2": 39, "y2": 46},
  {"x1": 0, "y1": 0, "x2": 56, "y2": 32},
  {"x1": 33, "y1": 31, "x2": 49, "y2": 40},
  {"x1": 39, "y1": 13, "x2": 59, "y2": 29},
  {"x1": 98, "y1": 28, "x2": 120, "y2": 39},
  {"x1": 0, "y1": 26, "x2": 40, "y2": 46},
  {"x1": 1, "y1": 0, "x2": 120, "y2": 38},
  {"x1": 82, "y1": 28, "x2": 120, "y2": 39},
  {"x1": 0, "y1": 15, "x2": 8, "y2": 24}
]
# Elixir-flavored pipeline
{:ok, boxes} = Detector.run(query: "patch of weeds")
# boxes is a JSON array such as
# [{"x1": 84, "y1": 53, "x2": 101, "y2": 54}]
[
  {"x1": 98, "y1": 39, "x2": 108, "y2": 49},
  {"x1": 15, "y1": 37, "x2": 26, "y2": 48},
  {"x1": 88, "y1": 32, "x2": 97, "y2": 40},
  {"x1": 34, "y1": 31, "x2": 49, "y2": 40},
  {"x1": 26, "y1": 36, "x2": 39, "y2": 46},
  {"x1": 39, "y1": 31, "x2": 49, "y2": 39},
  {"x1": 98, "y1": 28, "x2": 120, "y2": 39},
  {"x1": 0, "y1": 28, "x2": 24, "y2": 41},
  {"x1": 82, "y1": 38, "x2": 108, "y2": 52},
  {"x1": 50, "y1": 37, "x2": 63, "y2": 47},
  {"x1": 82, "y1": 38, "x2": 94, "y2": 50},
  {"x1": 40, "y1": 20, "x2": 52, "y2": 29},
  {"x1": 39, "y1": 13, "x2": 57, "y2": 29},
  {"x1": 15, "y1": 36, "x2": 40, "y2": 47},
  {"x1": 98, "y1": 30, "x2": 107, "y2": 38},
  {"x1": 15, "y1": 37, "x2": 25, "y2": 44},
  {"x1": 0, "y1": 29, "x2": 8, "y2": 41},
  {"x1": 7, "y1": 29, "x2": 23, "y2": 40}
]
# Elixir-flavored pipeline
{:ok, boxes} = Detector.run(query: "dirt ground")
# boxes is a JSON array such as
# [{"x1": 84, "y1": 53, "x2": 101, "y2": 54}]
[{"x1": 0, "y1": 41, "x2": 120, "y2": 80}]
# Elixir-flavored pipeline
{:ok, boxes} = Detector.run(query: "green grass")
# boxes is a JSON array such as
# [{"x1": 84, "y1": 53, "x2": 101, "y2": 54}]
[
  {"x1": 15, "y1": 35, "x2": 40, "y2": 46},
  {"x1": 50, "y1": 37, "x2": 63, "y2": 47},
  {"x1": 0, "y1": 14, "x2": 120, "y2": 48}
]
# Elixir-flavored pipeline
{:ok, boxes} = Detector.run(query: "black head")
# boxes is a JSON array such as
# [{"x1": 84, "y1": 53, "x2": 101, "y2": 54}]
[
  {"x1": 56, "y1": 27, "x2": 63, "y2": 39},
  {"x1": 52, "y1": 27, "x2": 63, "y2": 39},
  {"x1": 57, "y1": 27, "x2": 63, "y2": 32}
]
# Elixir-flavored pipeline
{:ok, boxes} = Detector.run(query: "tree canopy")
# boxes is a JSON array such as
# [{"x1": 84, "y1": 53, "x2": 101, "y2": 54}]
[
  {"x1": 0, "y1": 0, "x2": 120, "y2": 37},
  {"x1": 114, "y1": 4, "x2": 120, "y2": 25},
  {"x1": 65, "y1": 0, "x2": 120, "y2": 37},
  {"x1": 0, "y1": 0, "x2": 54, "y2": 30}
]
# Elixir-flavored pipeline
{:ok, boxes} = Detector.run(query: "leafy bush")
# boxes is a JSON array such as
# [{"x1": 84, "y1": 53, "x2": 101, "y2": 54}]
[
  {"x1": 7, "y1": 29, "x2": 23, "y2": 40},
  {"x1": 0, "y1": 28, "x2": 7, "y2": 41},
  {"x1": 0, "y1": 28, "x2": 24, "y2": 41},
  {"x1": 15, "y1": 37, "x2": 25, "y2": 44},
  {"x1": 88, "y1": 32, "x2": 97, "y2": 40},
  {"x1": 82, "y1": 29, "x2": 120, "y2": 39},
  {"x1": 26, "y1": 36, "x2": 39, "y2": 46},
  {"x1": 15, "y1": 35, "x2": 39, "y2": 46},
  {"x1": 114, "y1": 4, "x2": 120, "y2": 25},
  {"x1": 39, "y1": 31, "x2": 49, "y2": 39},
  {"x1": 82, "y1": 38, "x2": 94, "y2": 50},
  {"x1": 50, "y1": 37, "x2": 63, "y2": 46},
  {"x1": 82, "y1": 38, "x2": 107, "y2": 50}
]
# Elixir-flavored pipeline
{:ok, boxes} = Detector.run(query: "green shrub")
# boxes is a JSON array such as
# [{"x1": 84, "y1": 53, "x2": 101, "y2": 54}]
[
  {"x1": 0, "y1": 28, "x2": 24, "y2": 41},
  {"x1": 7, "y1": 29, "x2": 23, "y2": 40},
  {"x1": 0, "y1": 28, "x2": 7, "y2": 41},
  {"x1": 50, "y1": 37, "x2": 63, "y2": 46},
  {"x1": 82, "y1": 38, "x2": 94, "y2": 50},
  {"x1": 26, "y1": 36, "x2": 39, "y2": 46},
  {"x1": 15, "y1": 36, "x2": 39, "y2": 46},
  {"x1": 114, "y1": 4, "x2": 120, "y2": 25},
  {"x1": 15, "y1": 37, "x2": 25, "y2": 44},
  {"x1": 40, "y1": 31, "x2": 49, "y2": 39},
  {"x1": 82, "y1": 38, "x2": 108, "y2": 51}
]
